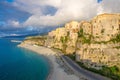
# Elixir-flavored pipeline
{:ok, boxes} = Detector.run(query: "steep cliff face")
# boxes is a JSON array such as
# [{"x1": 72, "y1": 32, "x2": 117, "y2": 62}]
[
  {"x1": 91, "y1": 13, "x2": 120, "y2": 41},
  {"x1": 45, "y1": 27, "x2": 67, "y2": 50},
  {"x1": 65, "y1": 21, "x2": 79, "y2": 54},
  {"x1": 76, "y1": 13, "x2": 120, "y2": 69},
  {"x1": 45, "y1": 13, "x2": 120, "y2": 68},
  {"x1": 76, "y1": 43, "x2": 120, "y2": 69},
  {"x1": 45, "y1": 21, "x2": 79, "y2": 54}
]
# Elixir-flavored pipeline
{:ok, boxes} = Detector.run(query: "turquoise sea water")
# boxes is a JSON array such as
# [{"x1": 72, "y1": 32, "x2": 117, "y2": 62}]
[{"x1": 0, "y1": 38, "x2": 50, "y2": 80}]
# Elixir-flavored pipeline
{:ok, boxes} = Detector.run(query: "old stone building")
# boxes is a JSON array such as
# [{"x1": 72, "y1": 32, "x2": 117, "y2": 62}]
[
  {"x1": 65, "y1": 21, "x2": 79, "y2": 33},
  {"x1": 76, "y1": 13, "x2": 120, "y2": 69},
  {"x1": 45, "y1": 13, "x2": 120, "y2": 68},
  {"x1": 79, "y1": 21, "x2": 92, "y2": 39},
  {"x1": 91, "y1": 13, "x2": 120, "y2": 41},
  {"x1": 55, "y1": 28, "x2": 67, "y2": 41}
]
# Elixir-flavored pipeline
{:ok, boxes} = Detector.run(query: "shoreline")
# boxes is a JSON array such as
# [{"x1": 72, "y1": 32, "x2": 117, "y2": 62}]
[
  {"x1": 18, "y1": 43, "x2": 82, "y2": 80},
  {"x1": 18, "y1": 44, "x2": 54, "y2": 80}
]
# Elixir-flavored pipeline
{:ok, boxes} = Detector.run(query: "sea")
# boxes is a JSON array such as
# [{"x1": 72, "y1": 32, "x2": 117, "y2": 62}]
[{"x1": 0, "y1": 38, "x2": 50, "y2": 80}]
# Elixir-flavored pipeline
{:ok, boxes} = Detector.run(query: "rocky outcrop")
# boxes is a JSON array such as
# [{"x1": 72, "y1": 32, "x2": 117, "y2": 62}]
[
  {"x1": 76, "y1": 43, "x2": 120, "y2": 69},
  {"x1": 44, "y1": 13, "x2": 120, "y2": 69},
  {"x1": 23, "y1": 36, "x2": 46, "y2": 46},
  {"x1": 45, "y1": 21, "x2": 79, "y2": 54},
  {"x1": 24, "y1": 13, "x2": 120, "y2": 70},
  {"x1": 45, "y1": 27, "x2": 67, "y2": 50},
  {"x1": 75, "y1": 13, "x2": 120, "y2": 69},
  {"x1": 91, "y1": 13, "x2": 120, "y2": 41}
]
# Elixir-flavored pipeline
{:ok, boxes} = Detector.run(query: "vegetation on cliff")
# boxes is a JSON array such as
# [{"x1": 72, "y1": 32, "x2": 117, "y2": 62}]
[
  {"x1": 67, "y1": 54, "x2": 120, "y2": 80},
  {"x1": 24, "y1": 35, "x2": 47, "y2": 46},
  {"x1": 23, "y1": 13, "x2": 120, "y2": 80}
]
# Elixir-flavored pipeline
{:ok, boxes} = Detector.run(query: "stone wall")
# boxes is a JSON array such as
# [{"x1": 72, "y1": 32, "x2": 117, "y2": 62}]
[
  {"x1": 80, "y1": 21, "x2": 92, "y2": 38},
  {"x1": 91, "y1": 13, "x2": 120, "y2": 41},
  {"x1": 76, "y1": 43, "x2": 120, "y2": 69}
]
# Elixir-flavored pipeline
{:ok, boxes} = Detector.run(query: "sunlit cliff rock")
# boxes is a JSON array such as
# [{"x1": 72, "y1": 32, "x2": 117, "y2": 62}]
[
  {"x1": 45, "y1": 13, "x2": 120, "y2": 69},
  {"x1": 23, "y1": 13, "x2": 120, "y2": 70}
]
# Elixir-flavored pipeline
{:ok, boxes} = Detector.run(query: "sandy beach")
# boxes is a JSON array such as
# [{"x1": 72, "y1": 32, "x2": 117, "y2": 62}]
[{"x1": 18, "y1": 43, "x2": 87, "y2": 80}]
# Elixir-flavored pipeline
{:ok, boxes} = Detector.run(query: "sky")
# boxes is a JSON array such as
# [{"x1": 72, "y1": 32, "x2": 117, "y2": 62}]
[{"x1": 0, "y1": 0, "x2": 120, "y2": 37}]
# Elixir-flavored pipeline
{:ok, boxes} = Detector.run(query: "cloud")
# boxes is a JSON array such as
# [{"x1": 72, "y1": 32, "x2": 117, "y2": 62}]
[
  {"x1": 0, "y1": 20, "x2": 22, "y2": 32},
  {"x1": 98, "y1": 0, "x2": 120, "y2": 14},
  {"x1": 14, "y1": 0, "x2": 99, "y2": 27},
  {"x1": 13, "y1": 0, "x2": 120, "y2": 27},
  {"x1": 7, "y1": 20, "x2": 20, "y2": 27},
  {"x1": 1, "y1": 0, "x2": 120, "y2": 33},
  {"x1": 0, "y1": 1, "x2": 31, "y2": 32},
  {"x1": 0, "y1": 1, "x2": 31, "y2": 21}
]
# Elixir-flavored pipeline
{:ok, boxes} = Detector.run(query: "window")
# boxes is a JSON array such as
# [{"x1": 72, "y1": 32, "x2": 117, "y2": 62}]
[
  {"x1": 111, "y1": 34, "x2": 113, "y2": 37},
  {"x1": 101, "y1": 29, "x2": 105, "y2": 33},
  {"x1": 112, "y1": 26, "x2": 114, "y2": 29}
]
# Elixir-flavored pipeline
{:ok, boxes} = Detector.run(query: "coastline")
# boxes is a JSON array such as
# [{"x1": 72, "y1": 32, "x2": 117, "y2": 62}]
[
  {"x1": 18, "y1": 43, "x2": 54, "y2": 80},
  {"x1": 18, "y1": 43, "x2": 82, "y2": 80}
]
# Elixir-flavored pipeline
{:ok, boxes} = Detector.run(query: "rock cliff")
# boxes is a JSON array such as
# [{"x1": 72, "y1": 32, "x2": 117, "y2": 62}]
[
  {"x1": 45, "y1": 21, "x2": 79, "y2": 54},
  {"x1": 23, "y1": 13, "x2": 120, "y2": 70},
  {"x1": 45, "y1": 13, "x2": 120, "y2": 69}
]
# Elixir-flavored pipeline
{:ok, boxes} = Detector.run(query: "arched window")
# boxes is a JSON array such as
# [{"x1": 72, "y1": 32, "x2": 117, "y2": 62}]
[{"x1": 112, "y1": 26, "x2": 114, "y2": 29}]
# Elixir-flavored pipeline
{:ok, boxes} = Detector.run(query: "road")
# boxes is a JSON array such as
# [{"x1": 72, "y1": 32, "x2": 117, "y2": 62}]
[{"x1": 61, "y1": 55, "x2": 111, "y2": 80}]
